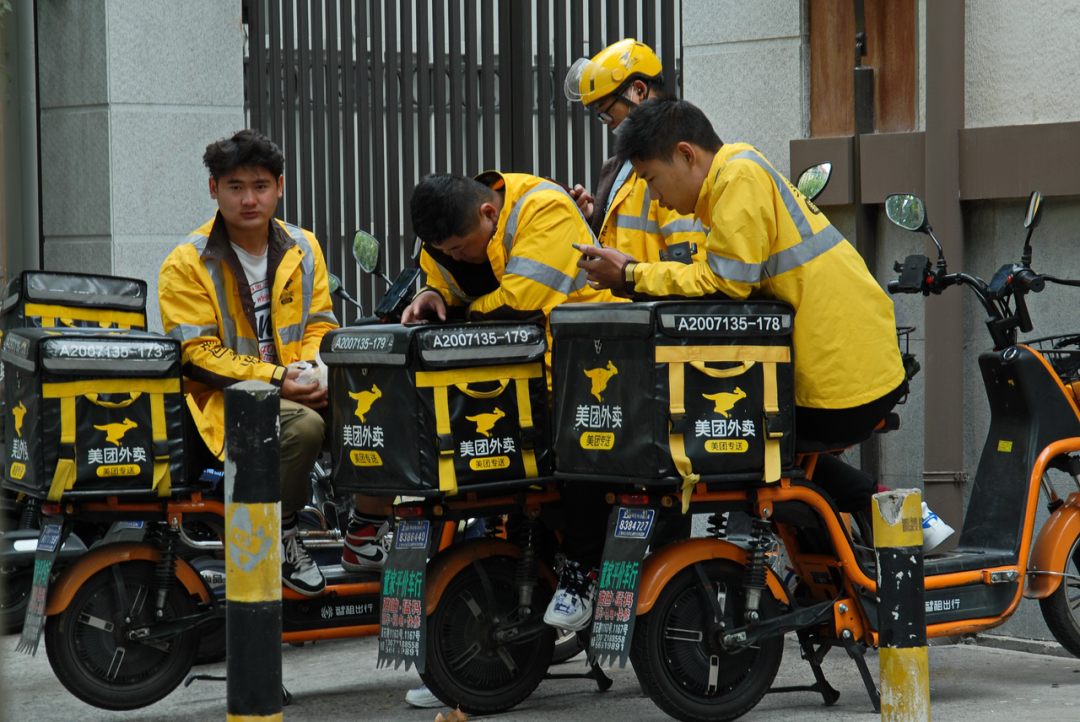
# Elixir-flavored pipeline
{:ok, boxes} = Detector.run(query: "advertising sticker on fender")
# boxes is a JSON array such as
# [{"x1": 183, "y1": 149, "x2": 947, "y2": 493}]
[
  {"x1": 377, "y1": 520, "x2": 430, "y2": 672},
  {"x1": 15, "y1": 523, "x2": 65, "y2": 655},
  {"x1": 589, "y1": 506, "x2": 656, "y2": 667}
]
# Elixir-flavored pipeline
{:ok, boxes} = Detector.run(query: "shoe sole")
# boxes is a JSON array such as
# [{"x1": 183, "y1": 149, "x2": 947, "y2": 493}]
[
  {"x1": 341, "y1": 559, "x2": 385, "y2": 573},
  {"x1": 283, "y1": 578, "x2": 326, "y2": 597},
  {"x1": 542, "y1": 609, "x2": 591, "y2": 633}
]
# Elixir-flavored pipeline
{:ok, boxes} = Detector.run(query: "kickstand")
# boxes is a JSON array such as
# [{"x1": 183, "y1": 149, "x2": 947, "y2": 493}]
[
  {"x1": 183, "y1": 673, "x2": 293, "y2": 708},
  {"x1": 840, "y1": 632, "x2": 880, "y2": 713},
  {"x1": 545, "y1": 661, "x2": 613, "y2": 692},
  {"x1": 767, "y1": 629, "x2": 840, "y2": 706}
]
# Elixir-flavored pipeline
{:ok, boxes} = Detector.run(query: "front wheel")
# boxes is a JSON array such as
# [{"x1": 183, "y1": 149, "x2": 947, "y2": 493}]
[
  {"x1": 44, "y1": 561, "x2": 199, "y2": 710},
  {"x1": 420, "y1": 557, "x2": 555, "y2": 715},
  {"x1": 1040, "y1": 529, "x2": 1080, "y2": 658},
  {"x1": 631, "y1": 560, "x2": 784, "y2": 722}
]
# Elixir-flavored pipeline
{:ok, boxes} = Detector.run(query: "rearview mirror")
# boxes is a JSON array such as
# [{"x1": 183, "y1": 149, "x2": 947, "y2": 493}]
[
  {"x1": 1024, "y1": 190, "x2": 1043, "y2": 230},
  {"x1": 327, "y1": 273, "x2": 342, "y2": 294},
  {"x1": 885, "y1": 194, "x2": 929, "y2": 233},
  {"x1": 352, "y1": 231, "x2": 380, "y2": 274},
  {"x1": 795, "y1": 162, "x2": 832, "y2": 202}
]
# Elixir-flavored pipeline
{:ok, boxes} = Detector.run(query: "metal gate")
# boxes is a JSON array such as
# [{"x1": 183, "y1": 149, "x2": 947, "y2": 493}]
[{"x1": 243, "y1": 0, "x2": 682, "y2": 316}]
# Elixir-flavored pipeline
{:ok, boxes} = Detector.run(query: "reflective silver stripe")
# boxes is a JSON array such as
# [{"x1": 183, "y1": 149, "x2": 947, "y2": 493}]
[
  {"x1": 766, "y1": 224, "x2": 846, "y2": 276},
  {"x1": 550, "y1": 303, "x2": 653, "y2": 325},
  {"x1": 505, "y1": 256, "x2": 574, "y2": 296},
  {"x1": 201, "y1": 257, "x2": 259, "y2": 357},
  {"x1": 432, "y1": 260, "x2": 470, "y2": 303},
  {"x1": 278, "y1": 322, "x2": 304, "y2": 346},
  {"x1": 503, "y1": 180, "x2": 594, "y2": 253},
  {"x1": 307, "y1": 311, "x2": 338, "y2": 326},
  {"x1": 728, "y1": 150, "x2": 815, "y2": 240},
  {"x1": 281, "y1": 223, "x2": 315, "y2": 337},
  {"x1": 611, "y1": 213, "x2": 661, "y2": 234},
  {"x1": 167, "y1": 323, "x2": 218, "y2": 342},
  {"x1": 659, "y1": 217, "x2": 705, "y2": 237},
  {"x1": 706, "y1": 252, "x2": 765, "y2": 285}
]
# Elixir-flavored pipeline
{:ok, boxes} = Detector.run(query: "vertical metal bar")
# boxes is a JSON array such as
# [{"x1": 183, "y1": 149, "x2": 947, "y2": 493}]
[
  {"x1": 588, "y1": 0, "x2": 604, "y2": 185},
  {"x1": 607, "y1": 0, "x2": 619, "y2": 47},
  {"x1": 268, "y1": 0, "x2": 282, "y2": 163},
  {"x1": 481, "y1": 0, "x2": 496, "y2": 170},
  {"x1": 464, "y1": 0, "x2": 479, "y2": 175},
  {"x1": 401, "y1": 0, "x2": 416, "y2": 265},
  {"x1": 661, "y1": 0, "x2": 676, "y2": 96},
  {"x1": 327, "y1": 0, "x2": 343, "y2": 282},
  {"x1": 448, "y1": 0, "x2": 462, "y2": 174},
  {"x1": 311, "y1": 2, "x2": 327, "y2": 244},
  {"x1": 623, "y1": 0, "x2": 636, "y2": 40},
  {"x1": 553, "y1": 0, "x2": 569, "y2": 185},
  {"x1": 417, "y1": 0, "x2": 431, "y2": 184},
  {"x1": 508, "y1": 2, "x2": 533, "y2": 172},
  {"x1": 498, "y1": 3, "x2": 512, "y2": 169},
  {"x1": 283, "y1": 0, "x2": 297, "y2": 223},
  {"x1": 357, "y1": 0, "x2": 374, "y2": 307},
  {"x1": 570, "y1": 0, "x2": 585, "y2": 188},
  {"x1": 536, "y1": 0, "x2": 551, "y2": 179},
  {"x1": 371, "y1": 0, "x2": 386, "y2": 310},
  {"x1": 642, "y1": 0, "x2": 656, "y2": 50},
  {"x1": 341, "y1": 0, "x2": 358, "y2": 311},
  {"x1": 298, "y1": 1, "x2": 313, "y2": 230},
  {"x1": 247, "y1": 0, "x2": 262, "y2": 132},
  {"x1": 432, "y1": 0, "x2": 447, "y2": 173},
  {"x1": 384, "y1": 0, "x2": 401, "y2": 282}
]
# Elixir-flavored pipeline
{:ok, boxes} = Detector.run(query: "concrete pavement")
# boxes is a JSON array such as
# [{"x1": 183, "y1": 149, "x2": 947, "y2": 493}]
[{"x1": 2, "y1": 632, "x2": 1080, "y2": 721}]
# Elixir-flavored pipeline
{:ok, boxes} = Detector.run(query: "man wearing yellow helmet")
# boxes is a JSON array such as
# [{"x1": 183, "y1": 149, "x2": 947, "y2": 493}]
[{"x1": 564, "y1": 38, "x2": 706, "y2": 270}]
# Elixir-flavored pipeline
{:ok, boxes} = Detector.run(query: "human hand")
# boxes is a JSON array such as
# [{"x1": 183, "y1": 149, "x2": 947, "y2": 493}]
[
  {"x1": 570, "y1": 184, "x2": 595, "y2": 222},
  {"x1": 282, "y1": 367, "x2": 328, "y2": 408},
  {"x1": 576, "y1": 244, "x2": 636, "y2": 292},
  {"x1": 401, "y1": 289, "x2": 447, "y2": 323}
]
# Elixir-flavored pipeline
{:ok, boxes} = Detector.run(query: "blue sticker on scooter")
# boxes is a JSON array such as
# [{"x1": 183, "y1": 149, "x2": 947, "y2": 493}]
[
  {"x1": 614, "y1": 508, "x2": 655, "y2": 539},
  {"x1": 37, "y1": 524, "x2": 63, "y2": 554},
  {"x1": 395, "y1": 520, "x2": 430, "y2": 550}
]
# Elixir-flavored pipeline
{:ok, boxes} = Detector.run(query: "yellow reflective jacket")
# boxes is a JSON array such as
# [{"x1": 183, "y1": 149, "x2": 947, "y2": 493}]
[
  {"x1": 631, "y1": 143, "x2": 905, "y2": 410},
  {"x1": 420, "y1": 172, "x2": 618, "y2": 362},
  {"x1": 598, "y1": 159, "x2": 707, "y2": 264},
  {"x1": 159, "y1": 214, "x2": 338, "y2": 459}
]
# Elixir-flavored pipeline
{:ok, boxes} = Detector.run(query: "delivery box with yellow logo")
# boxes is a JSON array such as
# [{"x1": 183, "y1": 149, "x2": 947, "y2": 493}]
[
  {"x1": 0, "y1": 271, "x2": 148, "y2": 444},
  {"x1": 551, "y1": 301, "x2": 796, "y2": 489},
  {"x1": 321, "y1": 322, "x2": 552, "y2": 496},
  {"x1": 2, "y1": 328, "x2": 187, "y2": 500}
]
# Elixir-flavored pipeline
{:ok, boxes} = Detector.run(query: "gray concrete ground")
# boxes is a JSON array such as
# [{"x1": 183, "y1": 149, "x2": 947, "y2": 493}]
[{"x1": 3, "y1": 631, "x2": 1080, "y2": 721}]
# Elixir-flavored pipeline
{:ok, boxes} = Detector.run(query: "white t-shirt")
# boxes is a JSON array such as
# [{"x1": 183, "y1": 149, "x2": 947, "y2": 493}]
[{"x1": 230, "y1": 242, "x2": 277, "y2": 364}]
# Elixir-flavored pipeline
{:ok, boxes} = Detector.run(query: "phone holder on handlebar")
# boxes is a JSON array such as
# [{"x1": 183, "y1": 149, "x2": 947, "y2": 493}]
[{"x1": 891, "y1": 254, "x2": 934, "y2": 295}]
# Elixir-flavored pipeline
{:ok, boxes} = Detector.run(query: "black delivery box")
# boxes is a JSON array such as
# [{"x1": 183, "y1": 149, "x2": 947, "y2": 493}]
[
  {"x1": 2, "y1": 328, "x2": 187, "y2": 501},
  {"x1": 322, "y1": 322, "x2": 552, "y2": 496},
  {"x1": 0, "y1": 270, "x2": 148, "y2": 442},
  {"x1": 551, "y1": 301, "x2": 796, "y2": 487}
]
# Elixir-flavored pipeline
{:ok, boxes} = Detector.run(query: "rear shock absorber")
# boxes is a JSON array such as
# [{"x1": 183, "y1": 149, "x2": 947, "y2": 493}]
[
  {"x1": 742, "y1": 517, "x2": 772, "y2": 623},
  {"x1": 705, "y1": 512, "x2": 728, "y2": 539},
  {"x1": 515, "y1": 519, "x2": 539, "y2": 615},
  {"x1": 19, "y1": 498, "x2": 41, "y2": 530},
  {"x1": 154, "y1": 525, "x2": 180, "y2": 618}
]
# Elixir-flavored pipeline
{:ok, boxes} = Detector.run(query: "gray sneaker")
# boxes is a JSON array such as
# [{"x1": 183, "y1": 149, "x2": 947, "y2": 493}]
[
  {"x1": 405, "y1": 685, "x2": 444, "y2": 708},
  {"x1": 282, "y1": 533, "x2": 326, "y2": 596}
]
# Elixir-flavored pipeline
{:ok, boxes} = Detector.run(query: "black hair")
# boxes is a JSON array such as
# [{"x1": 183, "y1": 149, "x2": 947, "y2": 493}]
[
  {"x1": 203, "y1": 129, "x2": 285, "y2": 180},
  {"x1": 410, "y1": 174, "x2": 498, "y2": 247},
  {"x1": 614, "y1": 97, "x2": 723, "y2": 163}
]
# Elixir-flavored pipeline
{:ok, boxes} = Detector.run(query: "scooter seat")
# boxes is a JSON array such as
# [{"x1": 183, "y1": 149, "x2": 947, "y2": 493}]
[{"x1": 922, "y1": 548, "x2": 1018, "y2": 576}]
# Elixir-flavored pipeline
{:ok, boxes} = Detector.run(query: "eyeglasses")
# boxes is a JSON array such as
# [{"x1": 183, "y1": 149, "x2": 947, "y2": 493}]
[{"x1": 593, "y1": 93, "x2": 635, "y2": 124}]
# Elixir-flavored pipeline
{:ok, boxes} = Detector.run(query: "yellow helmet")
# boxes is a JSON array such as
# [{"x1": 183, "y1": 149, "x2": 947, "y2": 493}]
[{"x1": 564, "y1": 38, "x2": 663, "y2": 107}]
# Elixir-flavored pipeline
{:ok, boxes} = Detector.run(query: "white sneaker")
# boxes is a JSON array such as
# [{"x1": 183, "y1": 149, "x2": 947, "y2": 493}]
[
  {"x1": 404, "y1": 685, "x2": 443, "y2": 708},
  {"x1": 543, "y1": 561, "x2": 597, "y2": 632},
  {"x1": 282, "y1": 533, "x2": 326, "y2": 596},
  {"x1": 922, "y1": 502, "x2": 955, "y2": 553}
]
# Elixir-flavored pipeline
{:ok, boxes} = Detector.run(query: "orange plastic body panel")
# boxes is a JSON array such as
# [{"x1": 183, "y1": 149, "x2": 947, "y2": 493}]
[
  {"x1": 44, "y1": 542, "x2": 210, "y2": 615},
  {"x1": 425, "y1": 537, "x2": 558, "y2": 612},
  {"x1": 282, "y1": 581, "x2": 382, "y2": 601},
  {"x1": 635, "y1": 538, "x2": 789, "y2": 615},
  {"x1": 1025, "y1": 492, "x2": 1080, "y2": 599},
  {"x1": 281, "y1": 624, "x2": 380, "y2": 643}
]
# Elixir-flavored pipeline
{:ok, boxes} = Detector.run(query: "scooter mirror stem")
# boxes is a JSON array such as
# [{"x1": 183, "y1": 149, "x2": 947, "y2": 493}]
[{"x1": 926, "y1": 225, "x2": 947, "y2": 268}]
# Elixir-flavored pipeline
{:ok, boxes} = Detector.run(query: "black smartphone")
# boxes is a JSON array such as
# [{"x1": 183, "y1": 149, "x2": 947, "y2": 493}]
[{"x1": 375, "y1": 267, "x2": 423, "y2": 320}]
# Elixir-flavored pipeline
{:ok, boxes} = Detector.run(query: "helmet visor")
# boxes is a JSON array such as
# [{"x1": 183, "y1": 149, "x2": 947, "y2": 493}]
[{"x1": 564, "y1": 57, "x2": 600, "y2": 103}]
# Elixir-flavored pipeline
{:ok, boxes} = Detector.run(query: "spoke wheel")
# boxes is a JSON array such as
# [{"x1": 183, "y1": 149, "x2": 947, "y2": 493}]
[
  {"x1": 45, "y1": 561, "x2": 198, "y2": 710},
  {"x1": 0, "y1": 565, "x2": 32, "y2": 634},
  {"x1": 421, "y1": 557, "x2": 554, "y2": 715},
  {"x1": 631, "y1": 560, "x2": 783, "y2": 722},
  {"x1": 1040, "y1": 530, "x2": 1080, "y2": 658}
]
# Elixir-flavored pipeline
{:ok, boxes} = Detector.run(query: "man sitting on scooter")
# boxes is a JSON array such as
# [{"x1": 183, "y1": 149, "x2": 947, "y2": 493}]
[{"x1": 159, "y1": 130, "x2": 391, "y2": 597}]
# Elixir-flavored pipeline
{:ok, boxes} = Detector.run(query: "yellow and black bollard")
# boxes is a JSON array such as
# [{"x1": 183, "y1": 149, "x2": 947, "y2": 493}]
[
  {"x1": 873, "y1": 488, "x2": 931, "y2": 721},
  {"x1": 224, "y1": 381, "x2": 282, "y2": 722}
]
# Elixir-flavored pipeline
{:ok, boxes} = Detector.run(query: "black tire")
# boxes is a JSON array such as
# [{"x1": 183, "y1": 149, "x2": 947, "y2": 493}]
[
  {"x1": 420, "y1": 557, "x2": 555, "y2": 715},
  {"x1": 44, "y1": 561, "x2": 199, "y2": 710},
  {"x1": 631, "y1": 560, "x2": 784, "y2": 722},
  {"x1": 0, "y1": 565, "x2": 32, "y2": 634},
  {"x1": 1040, "y1": 529, "x2": 1080, "y2": 658},
  {"x1": 551, "y1": 628, "x2": 585, "y2": 664},
  {"x1": 193, "y1": 615, "x2": 227, "y2": 665}
]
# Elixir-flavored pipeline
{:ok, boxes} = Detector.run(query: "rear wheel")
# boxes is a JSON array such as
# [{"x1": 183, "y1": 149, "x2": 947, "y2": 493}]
[
  {"x1": 1040, "y1": 529, "x2": 1080, "y2": 658},
  {"x1": 631, "y1": 560, "x2": 783, "y2": 722},
  {"x1": 421, "y1": 557, "x2": 555, "y2": 714},
  {"x1": 0, "y1": 565, "x2": 32, "y2": 634},
  {"x1": 44, "y1": 561, "x2": 199, "y2": 710}
]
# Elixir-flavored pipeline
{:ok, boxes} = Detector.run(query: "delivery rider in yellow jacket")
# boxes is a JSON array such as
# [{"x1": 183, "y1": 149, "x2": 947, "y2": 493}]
[
  {"x1": 564, "y1": 38, "x2": 706, "y2": 269},
  {"x1": 159, "y1": 130, "x2": 391, "y2": 596},
  {"x1": 402, "y1": 171, "x2": 617, "y2": 354}
]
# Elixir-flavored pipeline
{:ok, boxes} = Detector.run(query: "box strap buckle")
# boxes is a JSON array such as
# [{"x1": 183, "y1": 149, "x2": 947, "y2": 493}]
[
  {"x1": 762, "y1": 361, "x2": 782, "y2": 484},
  {"x1": 514, "y1": 378, "x2": 538, "y2": 478},
  {"x1": 48, "y1": 397, "x2": 78, "y2": 501}
]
